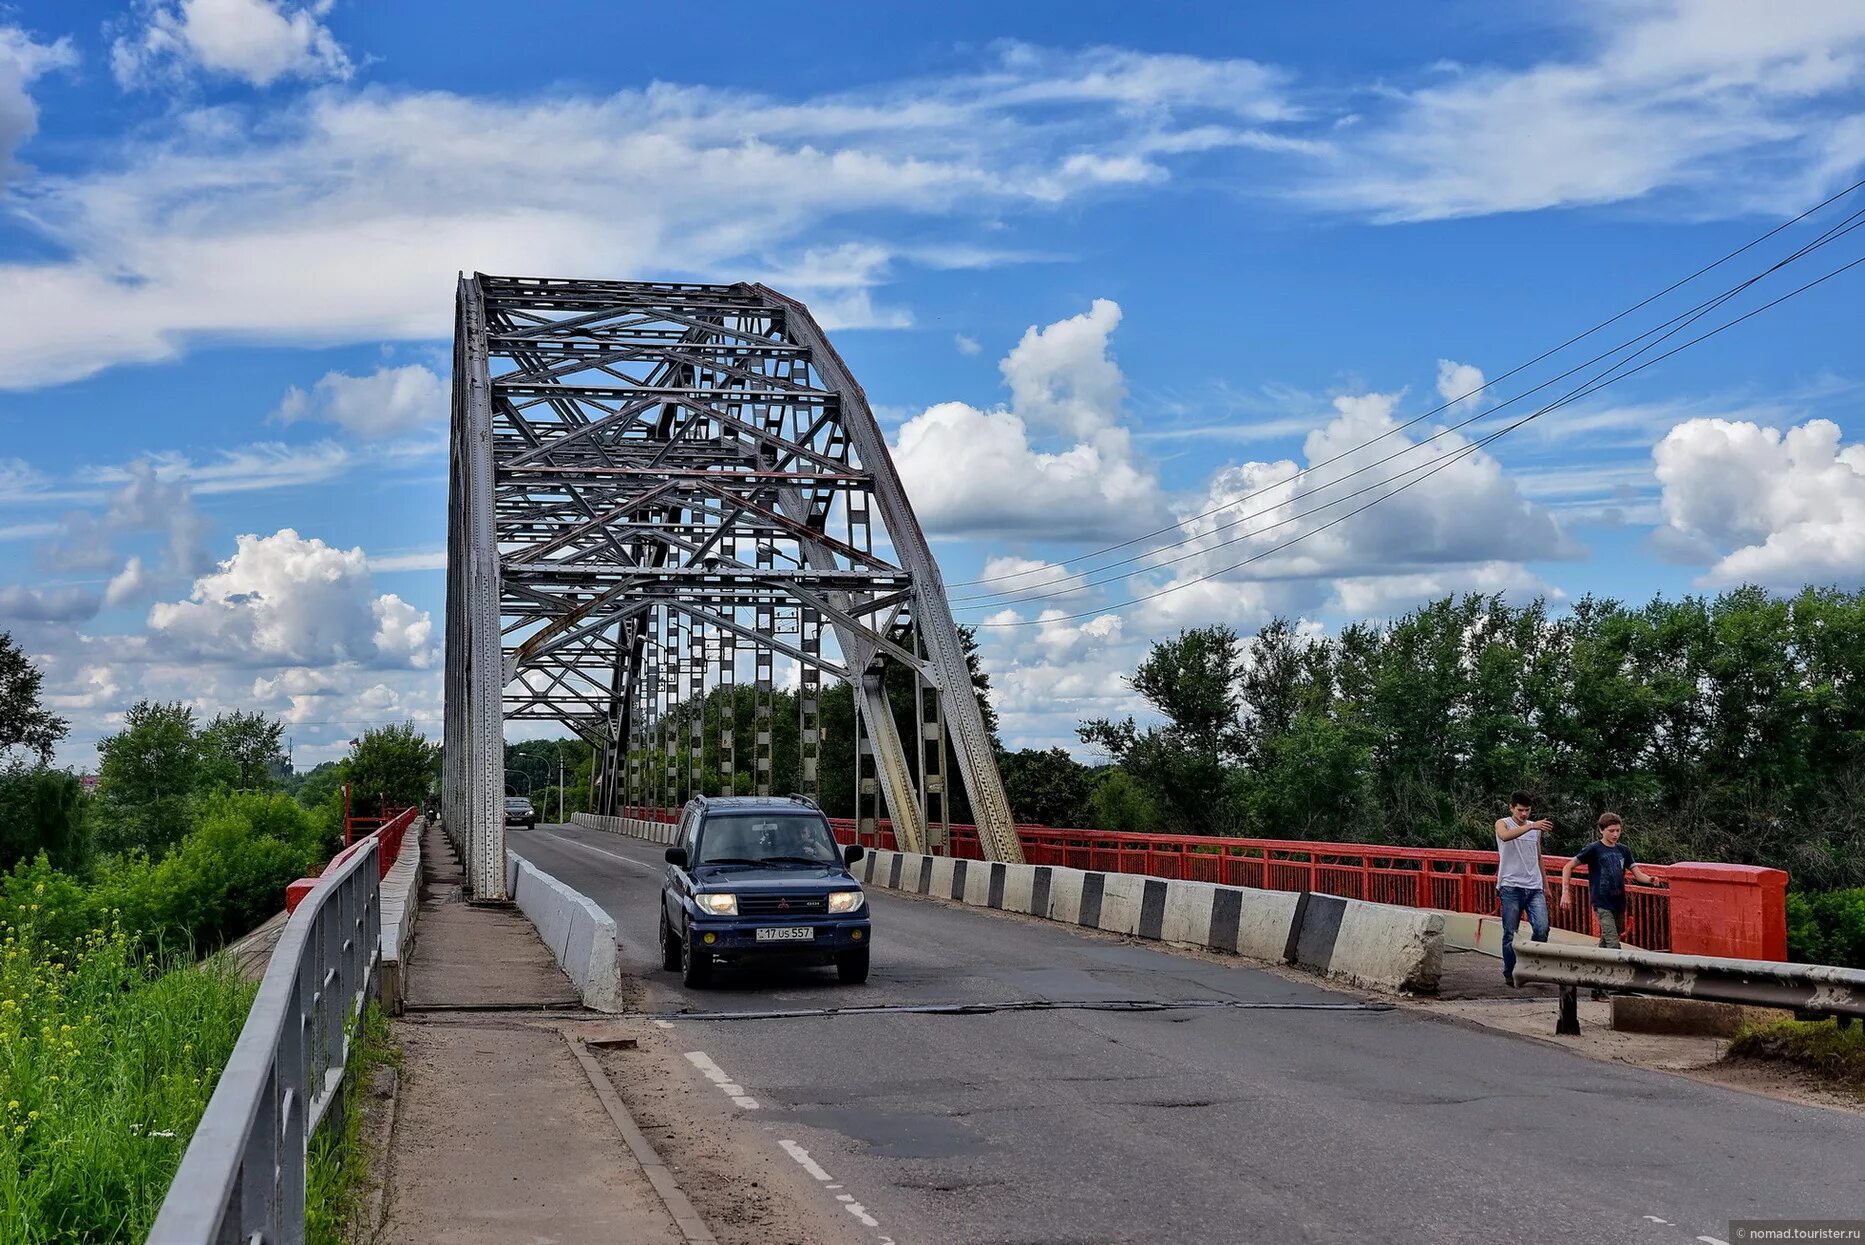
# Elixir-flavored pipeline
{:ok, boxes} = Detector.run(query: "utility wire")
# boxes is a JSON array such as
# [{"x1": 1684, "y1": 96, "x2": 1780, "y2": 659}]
[
  {"x1": 957, "y1": 206, "x2": 1865, "y2": 612},
  {"x1": 974, "y1": 249, "x2": 1865, "y2": 627},
  {"x1": 949, "y1": 175, "x2": 1865, "y2": 593}
]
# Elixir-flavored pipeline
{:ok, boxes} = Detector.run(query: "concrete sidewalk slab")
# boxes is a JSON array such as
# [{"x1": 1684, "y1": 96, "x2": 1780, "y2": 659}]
[
  {"x1": 401, "y1": 819, "x2": 581, "y2": 1010},
  {"x1": 384, "y1": 1017, "x2": 685, "y2": 1244},
  {"x1": 382, "y1": 820, "x2": 693, "y2": 1243}
]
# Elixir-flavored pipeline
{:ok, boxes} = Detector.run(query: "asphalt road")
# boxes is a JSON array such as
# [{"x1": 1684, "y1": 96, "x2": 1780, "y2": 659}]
[{"x1": 512, "y1": 822, "x2": 1865, "y2": 1245}]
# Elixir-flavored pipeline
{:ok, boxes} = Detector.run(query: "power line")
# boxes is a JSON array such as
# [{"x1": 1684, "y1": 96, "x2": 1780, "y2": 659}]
[
  {"x1": 949, "y1": 175, "x2": 1865, "y2": 594},
  {"x1": 957, "y1": 205, "x2": 1865, "y2": 612},
  {"x1": 976, "y1": 249, "x2": 1865, "y2": 627}
]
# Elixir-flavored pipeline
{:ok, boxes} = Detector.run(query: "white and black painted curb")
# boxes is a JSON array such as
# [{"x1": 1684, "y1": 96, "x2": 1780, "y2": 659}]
[
  {"x1": 504, "y1": 849, "x2": 623, "y2": 1012},
  {"x1": 574, "y1": 812, "x2": 677, "y2": 845},
  {"x1": 571, "y1": 813, "x2": 1443, "y2": 994},
  {"x1": 855, "y1": 848, "x2": 1443, "y2": 995}
]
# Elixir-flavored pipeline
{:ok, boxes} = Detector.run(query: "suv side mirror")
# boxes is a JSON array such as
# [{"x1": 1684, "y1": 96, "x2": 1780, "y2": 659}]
[
  {"x1": 664, "y1": 846, "x2": 689, "y2": 868},
  {"x1": 843, "y1": 843, "x2": 865, "y2": 865}
]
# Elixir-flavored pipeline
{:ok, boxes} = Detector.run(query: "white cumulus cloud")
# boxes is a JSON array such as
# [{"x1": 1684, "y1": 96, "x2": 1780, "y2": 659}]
[
  {"x1": 148, "y1": 527, "x2": 436, "y2": 668},
  {"x1": 891, "y1": 299, "x2": 1162, "y2": 539},
  {"x1": 1654, "y1": 416, "x2": 1865, "y2": 587},
  {"x1": 113, "y1": 0, "x2": 351, "y2": 89},
  {"x1": 1436, "y1": 359, "x2": 1486, "y2": 408},
  {"x1": 274, "y1": 364, "x2": 446, "y2": 440}
]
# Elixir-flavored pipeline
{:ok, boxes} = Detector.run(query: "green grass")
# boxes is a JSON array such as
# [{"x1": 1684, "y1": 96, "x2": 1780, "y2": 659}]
[
  {"x1": 0, "y1": 898, "x2": 255, "y2": 1243},
  {"x1": 1727, "y1": 1018, "x2": 1865, "y2": 1095},
  {"x1": 306, "y1": 1002, "x2": 400, "y2": 1245}
]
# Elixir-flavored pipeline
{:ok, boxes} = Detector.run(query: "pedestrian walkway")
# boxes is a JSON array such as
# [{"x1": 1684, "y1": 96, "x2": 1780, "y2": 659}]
[{"x1": 380, "y1": 821, "x2": 694, "y2": 1244}]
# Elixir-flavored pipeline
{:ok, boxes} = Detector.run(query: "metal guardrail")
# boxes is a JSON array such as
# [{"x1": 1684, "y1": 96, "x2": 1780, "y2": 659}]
[
  {"x1": 148, "y1": 837, "x2": 382, "y2": 1245},
  {"x1": 1514, "y1": 942, "x2": 1865, "y2": 1034}
]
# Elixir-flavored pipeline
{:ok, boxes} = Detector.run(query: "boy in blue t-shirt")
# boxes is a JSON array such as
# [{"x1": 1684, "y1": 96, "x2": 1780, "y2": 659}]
[{"x1": 1560, "y1": 812, "x2": 1664, "y2": 948}]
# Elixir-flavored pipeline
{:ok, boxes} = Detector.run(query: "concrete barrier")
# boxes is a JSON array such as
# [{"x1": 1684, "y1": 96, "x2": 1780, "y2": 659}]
[
  {"x1": 573, "y1": 816, "x2": 1442, "y2": 993},
  {"x1": 574, "y1": 811, "x2": 676, "y2": 845},
  {"x1": 856, "y1": 846, "x2": 1439, "y2": 994},
  {"x1": 379, "y1": 823, "x2": 424, "y2": 1013},
  {"x1": 504, "y1": 850, "x2": 622, "y2": 1012},
  {"x1": 1283, "y1": 892, "x2": 1444, "y2": 994}
]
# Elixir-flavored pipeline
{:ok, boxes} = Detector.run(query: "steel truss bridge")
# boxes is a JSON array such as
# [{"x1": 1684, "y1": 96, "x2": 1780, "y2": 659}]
[{"x1": 441, "y1": 274, "x2": 1021, "y2": 898}]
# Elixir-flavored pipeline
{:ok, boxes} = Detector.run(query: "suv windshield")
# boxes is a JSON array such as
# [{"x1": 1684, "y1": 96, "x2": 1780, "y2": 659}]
[{"x1": 696, "y1": 813, "x2": 840, "y2": 866}]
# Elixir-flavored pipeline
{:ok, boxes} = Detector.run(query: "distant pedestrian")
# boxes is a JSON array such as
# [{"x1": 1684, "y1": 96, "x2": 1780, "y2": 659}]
[
  {"x1": 1495, "y1": 790, "x2": 1552, "y2": 987},
  {"x1": 1560, "y1": 812, "x2": 1665, "y2": 950}
]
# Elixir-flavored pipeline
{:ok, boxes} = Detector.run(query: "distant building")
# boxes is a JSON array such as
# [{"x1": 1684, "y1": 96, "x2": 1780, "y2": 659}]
[{"x1": 78, "y1": 773, "x2": 100, "y2": 793}]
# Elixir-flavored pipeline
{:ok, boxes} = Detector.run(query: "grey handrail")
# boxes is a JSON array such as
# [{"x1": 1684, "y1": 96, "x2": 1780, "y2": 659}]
[
  {"x1": 1514, "y1": 941, "x2": 1865, "y2": 1017},
  {"x1": 148, "y1": 837, "x2": 382, "y2": 1245}
]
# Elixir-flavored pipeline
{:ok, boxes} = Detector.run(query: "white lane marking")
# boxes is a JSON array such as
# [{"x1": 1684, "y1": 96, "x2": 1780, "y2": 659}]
[
  {"x1": 684, "y1": 1050, "x2": 759, "y2": 1109},
  {"x1": 779, "y1": 1138, "x2": 833, "y2": 1182},
  {"x1": 651, "y1": 1019, "x2": 673, "y2": 1029},
  {"x1": 530, "y1": 828, "x2": 664, "y2": 876},
  {"x1": 778, "y1": 1138, "x2": 886, "y2": 1233},
  {"x1": 1643, "y1": 1217, "x2": 1671, "y2": 1225}
]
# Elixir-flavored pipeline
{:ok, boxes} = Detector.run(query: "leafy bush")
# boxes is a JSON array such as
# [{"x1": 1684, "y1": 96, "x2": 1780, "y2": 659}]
[
  {"x1": 95, "y1": 793, "x2": 323, "y2": 956},
  {"x1": 1786, "y1": 888, "x2": 1865, "y2": 970},
  {"x1": 0, "y1": 900, "x2": 254, "y2": 1242}
]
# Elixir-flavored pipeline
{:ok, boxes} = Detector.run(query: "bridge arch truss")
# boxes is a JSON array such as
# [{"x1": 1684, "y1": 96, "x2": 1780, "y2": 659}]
[{"x1": 443, "y1": 274, "x2": 1021, "y2": 897}]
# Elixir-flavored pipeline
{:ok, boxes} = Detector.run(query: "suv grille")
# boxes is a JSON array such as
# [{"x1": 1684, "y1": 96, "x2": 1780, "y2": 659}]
[{"x1": 737, "y1": 894, "x2": 828, "y2": 916}]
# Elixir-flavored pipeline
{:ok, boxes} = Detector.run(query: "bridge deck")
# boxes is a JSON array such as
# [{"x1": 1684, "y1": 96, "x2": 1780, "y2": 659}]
[{"x1": 506, "y1": 821, "x2": 1865, "y2": 1244}]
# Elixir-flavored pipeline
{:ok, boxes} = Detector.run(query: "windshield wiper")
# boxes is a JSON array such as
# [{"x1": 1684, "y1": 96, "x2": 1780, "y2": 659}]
[
  {"x1": 698, "y1": 856, "x2": 763, "y2": 867},
  {"x1": 757, "y1": 855, "x2": 834, "y2": 865}
]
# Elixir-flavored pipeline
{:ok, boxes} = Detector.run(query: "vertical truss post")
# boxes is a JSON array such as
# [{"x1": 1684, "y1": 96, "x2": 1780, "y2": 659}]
[
  {"x1": 754, "y1": 568, "x2": 774, "y2": 796},
  {"x1": 688, "y1": 618, "x2": 704, "y2": 801},
  {"x1": 718, "y1": 628, "x2": 736, "y2": 795},
  {"x1": 854, "y1": 678, "x2": 876, "y2": 845},
  {"x1": 443, "y1": 277, "x2": 507, "y2": 900},
  {"x1": 799, "y1": 607, "x2": 821, "y2": 801},
  {"x1": 662, "y1": 610, "x2": 678, "y2": 814},
  {"x1": 917, "y1": 626, "x2": 951, "y2": 856}
]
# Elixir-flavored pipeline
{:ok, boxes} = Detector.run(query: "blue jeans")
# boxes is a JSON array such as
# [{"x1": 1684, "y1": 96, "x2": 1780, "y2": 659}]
[{"x1": 1498, "y1": 885, "x2": 1549, "y2": 981}]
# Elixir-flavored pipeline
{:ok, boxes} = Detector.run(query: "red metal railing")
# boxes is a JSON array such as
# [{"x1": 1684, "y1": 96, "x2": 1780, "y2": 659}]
[
  {"x1": 627, "y1": 805, "x2": 1795, "y2": 958},
  {"x1": 286, "y1": 805, "x2": 417, "y2": 913}
]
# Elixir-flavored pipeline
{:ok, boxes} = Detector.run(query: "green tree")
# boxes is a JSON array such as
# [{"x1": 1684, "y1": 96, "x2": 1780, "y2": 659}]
[
  {"x1": 0, "y1": 633, "x2": 67, "y2": 763},
  {"x1": 1080, "y1": 626, "x2": 1244, "y2": 834},
  {"x1": 293, "y1": 760, "x2": 347, "y2": 811},
  {"x1": 997, "y1": 747, "x2": 1095, "y2": 826},
  {"x1": 0, "y1": 764, "x2": 88, "y2": 874},
  {"x1": 201, "y1": 710, "x2": 287, "y2": 790},
  {"x1": 344, "y1": 723, "x2": 439, "y2": 816},
  {"x1": 96, "y1": 700, "x2": 209, "y2": 858}
]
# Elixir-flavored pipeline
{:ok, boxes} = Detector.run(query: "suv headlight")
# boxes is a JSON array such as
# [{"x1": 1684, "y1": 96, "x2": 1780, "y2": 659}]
[
  {"x1": 826, "y1": 890, "x2": 864, "y2": 914},
  {"x1": 694, "y1": 893, "x2": 738, "y2": 916}
]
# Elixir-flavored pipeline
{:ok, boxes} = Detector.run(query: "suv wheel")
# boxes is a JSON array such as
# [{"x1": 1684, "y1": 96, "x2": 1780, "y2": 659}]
[
  {"x1": 680, "y1": 936, "x2": 713, "y2": 989},
  {"x1": 658, "y1": 912, "x2": 683, "y2": 972},
  {"x1": 836, "y1": 947, "x2": 870, "y2": 985}
]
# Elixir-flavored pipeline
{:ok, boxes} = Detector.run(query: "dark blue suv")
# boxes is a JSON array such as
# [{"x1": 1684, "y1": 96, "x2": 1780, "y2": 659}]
[{"x1": 658, "y1": 795, "x2": 871, "y2": 987}]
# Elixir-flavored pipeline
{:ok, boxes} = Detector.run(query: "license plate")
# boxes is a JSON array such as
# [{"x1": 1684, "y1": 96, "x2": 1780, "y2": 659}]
[{"x1": 755, "y1": 927, "x2": 814, "y2": 942}]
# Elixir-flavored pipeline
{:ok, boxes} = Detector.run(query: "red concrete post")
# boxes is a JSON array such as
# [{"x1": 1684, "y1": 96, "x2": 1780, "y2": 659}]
[{"x1": 1662, "y1": 863, "x2": 1789, "y2": 961}]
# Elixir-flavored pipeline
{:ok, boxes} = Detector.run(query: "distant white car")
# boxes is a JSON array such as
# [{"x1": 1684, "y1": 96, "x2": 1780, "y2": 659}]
[{"x1": 504, "y1": 795, "x2": 536, "y2": 829}]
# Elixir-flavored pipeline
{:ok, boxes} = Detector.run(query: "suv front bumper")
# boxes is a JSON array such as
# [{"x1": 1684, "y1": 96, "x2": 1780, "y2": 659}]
[{"x1": 688, "y1": 916, "x2": 872, "y2": 959}]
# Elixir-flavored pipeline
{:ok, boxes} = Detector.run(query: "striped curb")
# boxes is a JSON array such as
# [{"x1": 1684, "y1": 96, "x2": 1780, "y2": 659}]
[
  {"x1": 573, "y1": 816, "x2": 1443, "y2": 994},
  {"x1": 854, "y1": 847, "x2": 1441, "y2": 994}
]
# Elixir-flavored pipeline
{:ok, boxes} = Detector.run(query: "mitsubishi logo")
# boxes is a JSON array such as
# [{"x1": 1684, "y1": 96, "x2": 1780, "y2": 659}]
[{"x1": 777, "y1": 899, "x2": 790, "y2": 910}]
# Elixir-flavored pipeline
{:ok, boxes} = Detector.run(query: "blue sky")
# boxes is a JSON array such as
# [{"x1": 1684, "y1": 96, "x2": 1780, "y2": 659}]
[{"x1": 1, "y1": 0, "x2": 1863, "y2": 768}]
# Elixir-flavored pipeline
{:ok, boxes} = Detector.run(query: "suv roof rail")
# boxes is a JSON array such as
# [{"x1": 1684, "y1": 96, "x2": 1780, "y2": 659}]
[{"x1": 784, "y1": 792, "x2": 820, "y2": 809}]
